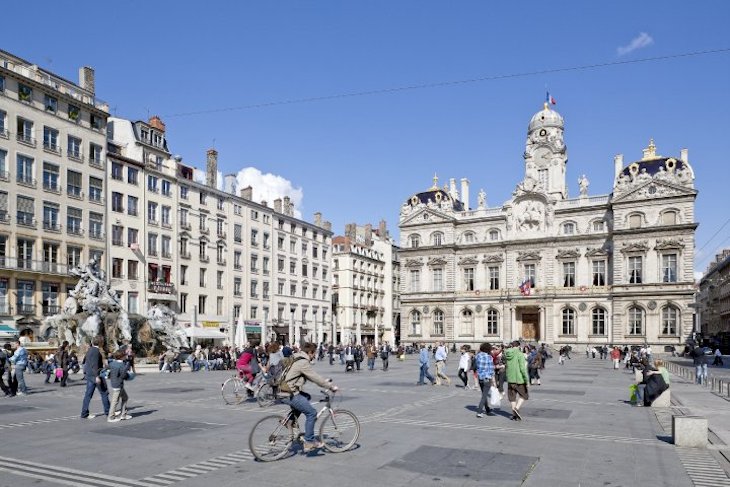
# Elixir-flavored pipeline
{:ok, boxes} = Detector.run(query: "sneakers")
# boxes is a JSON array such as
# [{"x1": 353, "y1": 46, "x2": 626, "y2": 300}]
[
  {"x1": 303, "y1": 440, "x2": 324, "y2": 452},
  {"x1": 81, "y1": 414, "x2": 96, "y2": 419},
  {"x1": 512, "y1": 409, "x2": 523, "y2": 421},
  {"x1": 120, "y1": 414, "x2": 133, "y2": 420},
  {"x1": 107, "y1": 417, "x2": 122, "y2": 423},
  {"x1": 476, "y1": 412, "x2": 485, "y2": 418},
  {"x1": 244, "y1": 382, "x2": 255, "y2": 391}
]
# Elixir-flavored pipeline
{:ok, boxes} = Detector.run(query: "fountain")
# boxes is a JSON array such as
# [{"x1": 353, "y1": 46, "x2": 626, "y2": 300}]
[{"x1": 41, "y1": 257, "x2": 187, "y2": 357}]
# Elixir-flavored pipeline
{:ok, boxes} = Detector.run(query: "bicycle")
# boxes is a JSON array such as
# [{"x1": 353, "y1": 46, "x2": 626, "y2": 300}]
[
  {"x1": 221, "y1": 373, "x2": 276, "y2": 407},
  {"x1": 248, "y1": 390, "x2": 360, "y2": 462}
]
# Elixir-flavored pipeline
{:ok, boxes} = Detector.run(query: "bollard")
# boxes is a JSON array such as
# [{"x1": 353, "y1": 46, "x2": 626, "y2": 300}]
[{"x1": 673, "y1": 416, "x2": 708, "y2": 448}]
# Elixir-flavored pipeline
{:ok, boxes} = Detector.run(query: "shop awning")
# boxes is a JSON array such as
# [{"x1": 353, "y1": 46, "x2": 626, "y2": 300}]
[
  {"x1": 0, "y1": 324, "x2": 17, "y2": 337},
  {"x1": 184, "y1": 327, "x2": 228, "y2": 340}
]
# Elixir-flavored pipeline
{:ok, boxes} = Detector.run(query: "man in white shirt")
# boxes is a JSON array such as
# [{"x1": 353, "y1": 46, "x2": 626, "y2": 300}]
[{"x1": 434, "y1": 342, "x2": 451, "y2": 386}]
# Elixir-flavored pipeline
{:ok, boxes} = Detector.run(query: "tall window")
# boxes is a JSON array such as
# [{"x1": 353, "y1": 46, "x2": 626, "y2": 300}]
[
  {"x1": 662, "y1": 211, "x2": 678, "y2": 225},
  {"x1": 460, "y1": 309, "x2": 474, "y2": 336},
  {"x1": 67, "y1": 170, "x2": 82, "y2": 197},
  {"x1": 111, "y1": 192, "x2": 124, "y2": 213},
  {"x1": 662, "y1": 306, "x2": 679, "y2": 335},
  {"x1": 562, "y1": 308, "x2": 576, "y2": 335},
  {"x1": 16, "y1": 154, "x2": 34, "y2": 185},
  {"x1": 524, "y1": 263, "x2": 536, "y2": 287},
  {"x1": 486, "y1": 309, "x2": 499, "y2": 335},
  {"x1": 67, "y1": 247, "x2": 82, "y2": 269},
  {"x1": 464, "y1": 267, "x2": 475, "y2": 291},
  {"x1": 43, "y1": 202, "x2": 59, "y2": 230},
  {"x1": 432, "y1": 310, "x2": 444, "y2": 335},
  {"x1": 464, "y1": 232, "x2": 475, "y2": 244},
  {"x1": 489, "y1": 230, "x2": 499, "y2": 241},
  {"x1": 147, "y1": 202, "x2": 158, "y2": 224},
  {"x1": 628, "y1": 306, "x2": 644, "y2": 335},
  {"x1": 17, "y1": 196, "x2": 34, "y2": 226},
  {"x1": 43, "y1": 127, "x2": 59, "y2": 151},
  {"x1": 180, "y1": 293, "x2": 187, "y2": 314},
  {"x1": 198, "y1": 295, "x2": 206, "y2": 314},
  {"x1": 67, "y1": 136, "x2": 82, "y2": 159},
  {"x1": 67, "y1": 207, "x2": 82, "y2": 234},
  {"x1": 128, "y1": 196, "x2": 138, "y2": 216},
  {"x1": 628, "y1": 214, "x2": 642, "y2": 228},
  {"x1": 410, "y1": 311, "x2": 421, "y2": 335},
  {"x1": 563, "y1": 222, "x2": 575, "y2": 235},
  {"x1": 410, "y1": 269, "x2": 420, "y2": 292},
  {"x1": 17, "y1": 239, "x2": 33, "y2": 269},
  {"x1": 538, "y1": 168, "x2": 548, "y2": 189},
  {"x1": 662, "y1": 254, "x2": 678, "y2": 283},
  {"x1": 89, "y1": 177, "x2": 103, "y2": 202},
  {"x1": 432, "y1": 268, "x2": 443, "y2": 292},
  {"x1": 628, "y1": 256, "x2": 643, "y2": 284},
  {"x1": 488, "y1": 266, "x2": 500, "y2": 290},
  {"x1": 591, "y1": 308, "x2": 606, "y2": 335},
  {"x1": 409, "y1": 235, "x2": 420, "y2": 248},
  {"x1": 432, "y1": 233, "x2": 443, "y2": 246},
  {"x1": 592, "y1": 260, "x2": 606, "y2": 286},
  {"x1": 563, "y1": 261, "x2": 576, "y2": 287}
]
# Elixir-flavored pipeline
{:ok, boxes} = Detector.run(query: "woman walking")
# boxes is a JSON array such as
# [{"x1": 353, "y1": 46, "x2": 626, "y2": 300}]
[{"x1": 458, "y1": 347, "x2": 471, "y2": 388}]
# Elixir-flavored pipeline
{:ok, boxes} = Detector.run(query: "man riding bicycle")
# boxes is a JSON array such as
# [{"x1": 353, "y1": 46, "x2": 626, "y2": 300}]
[{"x1": 280, "y1": 342, "x2": 338, "y2": 451}]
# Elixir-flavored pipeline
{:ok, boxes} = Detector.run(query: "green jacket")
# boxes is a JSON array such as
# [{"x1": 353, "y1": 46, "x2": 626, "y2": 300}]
[{"x1": 504, "y1": 348, "x2": 529, "y2": 385}]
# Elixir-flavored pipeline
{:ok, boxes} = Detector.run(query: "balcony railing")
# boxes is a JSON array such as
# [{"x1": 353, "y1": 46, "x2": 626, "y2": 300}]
[
  {"x1": 147, "y1": 281, "x2": 175, "y2": 295},
  {"x1": 68, "y1": 150, "x2": 84, "y2": 162},
  {"x1": 43, "y1": 142, "x2": 61, "y2": 155},
  {"x1": 67, "y1": 226, "x2": 84, "y2": 236},
  {"x1": 17, "y1": 174, "x2": 36, "y2": 187},
  {"x1": 199, "y1": 227, "x2": 210, "y2": 235},
  {"x1": 217, "y1": 231, "x2": 226, "y2": 239},
  {"x1": 16, "y1": 133, "x2": 36, "y2": 147},
  {"x1": 199, "y1": 255, "x2": 210, "y2": 263},
  {"x1": 17, "y1": 304, "x2": 36, "y2": 315},
  {"x1": 0, "y1": 212, "x2": 10, "y2": 223},
  {"x1": 162, "y1": 252, "x2": 172, "y2": 259},
  {"x1": 43, "y1": 221, "x2": 61, "y2": 232},
  {"x1": 67, "y1": 187, "x2": 83, "y2": 199},
  {"x1": 0, "y1": 170, "x2": 8, "y2": 182},
  {"x1": 180, "y1": 251, "x2": 191, "y2": 260},
  {"x1": 17, "y1": 215, "x2": 36, "y2": 227},
  {"x1": 43, "y1": 181, "x2": 61, "y2": 193},
  {"x1": 217, "y1": 259, "x2": 226, "y2": 266},
  {"x1": 42, "y1": 305, "x2": 61, "y2": 316},
  {"x1": 0, "y1": 304, "x2": 11, "y2": 316},
  {"x1": 89, "y1": 231, "x2": 105, "y2": 241},
  {"x1": 89, "y1": 157, "x2": 104, "y2": 169},
  {"x1": 180, "y1": 222, "x2": 191, "y2": 231},
  {"x1": 148, "y1": 249, "x2": 158, "y2": 257},
  {"x1": 0, "y1": 128, "x2": 8, "y2": 139}
]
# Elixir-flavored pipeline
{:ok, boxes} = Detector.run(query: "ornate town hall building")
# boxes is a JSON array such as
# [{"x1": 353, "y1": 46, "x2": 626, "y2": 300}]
[{"x1": 398, "y1": 104, "x2": 697, "y2": 349}]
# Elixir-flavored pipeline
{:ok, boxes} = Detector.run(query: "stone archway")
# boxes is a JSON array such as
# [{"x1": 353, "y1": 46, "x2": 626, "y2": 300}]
[{"x1": 519, "y1": 308, "x2": 540, "y2": 341}]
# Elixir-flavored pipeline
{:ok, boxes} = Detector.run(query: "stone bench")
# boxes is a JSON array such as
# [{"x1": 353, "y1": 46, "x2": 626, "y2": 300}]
[
  {"x1": 650, "y1": 388, "x2": 670, "y2": 407},
  {"x1": 673, "y1": 416, "x2": 708, "y2": 448}
]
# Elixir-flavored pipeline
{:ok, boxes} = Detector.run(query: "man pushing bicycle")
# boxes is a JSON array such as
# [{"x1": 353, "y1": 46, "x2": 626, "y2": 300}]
[{"x1": 280, "y1": 342, "x2": 339, "y2": 451}]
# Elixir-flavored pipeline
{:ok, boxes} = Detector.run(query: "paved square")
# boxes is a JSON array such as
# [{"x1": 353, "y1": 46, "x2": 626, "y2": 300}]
[{"x1": 92, "y1": 419, "x2": 224, "y2": 439}]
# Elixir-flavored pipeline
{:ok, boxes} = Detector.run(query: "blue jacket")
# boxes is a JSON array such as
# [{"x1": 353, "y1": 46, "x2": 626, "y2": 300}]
[
  {"x1": 108, "y1": 360, "x2": 129, "y2": 389},
  {"x1": 10, "y1": 346, "x2": 28, "y2": 367}
]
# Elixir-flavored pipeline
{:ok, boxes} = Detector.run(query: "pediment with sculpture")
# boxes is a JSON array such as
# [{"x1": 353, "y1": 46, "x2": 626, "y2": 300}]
[{"x1": 655, "y1": 238, "x2": 685, "y2": 251}]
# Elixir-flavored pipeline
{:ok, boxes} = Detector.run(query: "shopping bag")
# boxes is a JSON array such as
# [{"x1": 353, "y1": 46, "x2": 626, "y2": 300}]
[
  {"x1": 629, "y1": 384, "x2": 637, "y2": 402},
  {"x1": 488, "y1": 385, "x2": 501, "y2": 408}
]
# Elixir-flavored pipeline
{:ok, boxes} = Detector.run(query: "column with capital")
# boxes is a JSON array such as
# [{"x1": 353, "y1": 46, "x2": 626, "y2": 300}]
[{"x1": 289, "y1": 310, "x2": 294, "y2": 346}]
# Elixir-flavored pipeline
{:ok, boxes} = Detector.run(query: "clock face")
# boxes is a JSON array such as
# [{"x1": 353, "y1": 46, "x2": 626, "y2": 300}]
[{"x1": 539, "y1": 128, "x2": 547, "y2": 137}]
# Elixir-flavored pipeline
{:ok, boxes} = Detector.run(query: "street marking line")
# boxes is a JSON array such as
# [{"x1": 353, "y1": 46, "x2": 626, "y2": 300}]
[
  {"x1": 0, "y1": 456, "x2": 157, "y2": 487},
  {"x1": 141, "y1": 449, "x2": 252, "y2": 485},
  {"x1": 0, "y1": 465, "x2": 97, "y2": 487},
  {"x1": 0, "y1": 415, "x2": 78, "y2": 430}
]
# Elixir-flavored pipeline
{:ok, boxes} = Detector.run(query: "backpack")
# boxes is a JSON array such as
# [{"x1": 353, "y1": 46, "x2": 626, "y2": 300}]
[{"x1": 271, "y1": 356, "x2": 306, "y2": 394}]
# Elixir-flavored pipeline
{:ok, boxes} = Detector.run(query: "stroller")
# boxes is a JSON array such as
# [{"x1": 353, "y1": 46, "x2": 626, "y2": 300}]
[{"x1": 345, "y1": 352, "x2": 355, "y2": 372}]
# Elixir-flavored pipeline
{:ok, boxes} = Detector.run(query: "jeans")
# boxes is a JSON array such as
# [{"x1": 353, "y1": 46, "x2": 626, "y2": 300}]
[
  {"x1": 477, "y1": 378, "x2": 493, "y2": 414},
  {"x1": 367, "y1": 358, "x2": 376, "y2": 370},
  {"x1": 418, "y1": 363, "x2": 435, "y2": 384},
  {"x1": 382, "y1": 357, "x2": 389, "y2": 371},
  {"x1": 636, "y1": 384, "x2": 646, "y2": 405},
  {"x1": 81, "y1": 377, "x2": 110, "y2": 417},
  {"x1": 284, "y1": 392, "x2": 317, "y2": 442},
  {"x1": 696, "y1": 364, "x2": 707, "y2": 384},
  {"x1": 14, "y1": 366, "x2": 27, "y2": 394}
]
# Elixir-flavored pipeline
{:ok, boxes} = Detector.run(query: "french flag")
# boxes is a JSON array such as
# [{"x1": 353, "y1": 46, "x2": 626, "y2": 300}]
[{"x1": 546, "y1": 91, "x2": 556, "y2": 105}]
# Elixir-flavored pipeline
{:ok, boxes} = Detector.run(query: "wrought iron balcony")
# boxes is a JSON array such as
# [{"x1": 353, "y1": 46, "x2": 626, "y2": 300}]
[
  {"x1": 147, "y1": 281, "x2": 175, "y2": 295},
  {"x1": 17, "y1": 304, "x2": 36, "y2": 315},
  {"x1": 42, "y1": 305, "x2": 61, "y2": 316}
]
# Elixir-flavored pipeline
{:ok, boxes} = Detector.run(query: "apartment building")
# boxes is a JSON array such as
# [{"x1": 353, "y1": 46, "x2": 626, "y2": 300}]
[
  {"x1": 177, "y1": 153, "x2": 334, "y2": 345},
  {"x1": 332, "y1": 221, "x2": 400, "y2": 346},
  {"x1": 106, "y1": 116, "x2": 178, "y2": 316},
  {"x1": 0, "y1": 50, "x2": 108, "y2": 339}
]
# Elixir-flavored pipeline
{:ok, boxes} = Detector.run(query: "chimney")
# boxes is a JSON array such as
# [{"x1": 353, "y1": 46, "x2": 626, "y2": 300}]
[
  {"x1": 206, "y1": 149, "x2": 218, "y2": 188},
  {"x1": 364, "y1": 224, "x2": 373, "y2": 246},
  {"x1": 614, "y1": 154, "x2": 624, "y2": 179},
  {"x1": 148, "y1": 115, "x2": 166, "y2": 133},
  {"x1": 378, "y1": 219, "x2": 387, "y2": 239},
  {"x1": 224, "y1": 174, "x2": 237, "y2": 195},
  {"x1": 261, "y1": 200, "x2": 268, "y2": 207},
  {"x1": 323, "y1": 221, "x2": 332, "y2": 232},
  {"x1": 283, "y1": 196, "x2": 292, "y2": 216},
  {"x1": 314, "y1": 212, "x2": 322, "y2": 227},
  {"x1": 460, "y1": 178, "x2": 470, "y2": 210},
  {"x1": 240, "y1": 186, "x2": 253, "y2": 201},
  {"x1": 274, "y1": 198, "x2": 282, "y2": 213},
  {"x1": 345, "y1": 224, "x2": 356, "y2": 240},
  {"x1": 79, "y1": 66, "x2": 95, "y2": 94},
  {"x1": 449, "y1": 178, "x2": 457, "y2": 198},
  {"x1": 680, "y1": 148, "x2": 688, "y2": 163}
]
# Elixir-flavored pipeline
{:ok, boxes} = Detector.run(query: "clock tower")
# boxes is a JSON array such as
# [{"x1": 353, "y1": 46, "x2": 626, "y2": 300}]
[{"x1": 523, "y1": 104, "x2": 568, "y2": 200}]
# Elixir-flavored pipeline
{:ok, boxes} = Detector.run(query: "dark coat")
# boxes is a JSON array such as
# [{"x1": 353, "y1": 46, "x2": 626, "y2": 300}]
[{"x1": 82, "y1": 346, "x2": 104, "y2": 378}]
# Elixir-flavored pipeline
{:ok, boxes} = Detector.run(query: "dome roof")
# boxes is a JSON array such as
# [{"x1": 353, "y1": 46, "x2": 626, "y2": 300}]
[
  {"x1": 618, "y1": 157, "x2": 690, "y2": 179},
  {"x1": 528, "y1": 107, "x2": 564, "y2": 132},
  {"x1": 405, "y1": 189, "x2": 464, "y2": 211}
]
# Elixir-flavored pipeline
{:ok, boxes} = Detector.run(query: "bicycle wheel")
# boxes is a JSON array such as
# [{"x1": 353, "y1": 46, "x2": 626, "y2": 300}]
[
  {"x1": 249, "y1": 415, "x2": 294, "y2": 462},
  {"x1": 256, "y1": 383, "x2": 277, "y2": 408},
  {"x1": 319, "y1": 409, "x2": 360, "y2": 453},
  {"x1": 221, "y1": 378, "x2": 245, "y2": 405}
]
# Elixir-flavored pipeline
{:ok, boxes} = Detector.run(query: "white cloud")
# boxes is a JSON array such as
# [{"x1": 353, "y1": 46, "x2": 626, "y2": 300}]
[
  {"x1": 235, "y1": 167, "x2": 304, "y2": 218},
  {"x1": 617, "y1": 32, "x2": 654, "y2": 56}
]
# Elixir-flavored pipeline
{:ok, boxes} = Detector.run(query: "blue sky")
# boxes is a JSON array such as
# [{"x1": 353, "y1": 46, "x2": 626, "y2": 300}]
[{"x1": 4, "y1": 1, "x2": 729, "y2": 274}]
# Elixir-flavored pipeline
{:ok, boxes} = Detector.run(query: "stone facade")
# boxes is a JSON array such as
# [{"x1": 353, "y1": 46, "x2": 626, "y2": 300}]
[
  {"x1": 0, "y1": 49, "x2": 109, "y2": 340},
  {"x1": 398, "y1": 105, "x2": 697, "y2": 349},
  {"x1": 697, "y1": 249, "x2": 730, "y2": 337},
  {"x1": 332, "y1": 221, "x2": 401, "y2": 346}
]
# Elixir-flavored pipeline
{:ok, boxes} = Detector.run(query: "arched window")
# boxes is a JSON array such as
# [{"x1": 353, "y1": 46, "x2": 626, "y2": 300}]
[
  {"x1": 662, "y1": 305, "x2": 679, "y2": 335},
  {"x1": 486, "y1": 309, "x2": 499, "y2": 335},
  {"x1": 563, "y1": 222, "x2": 576, "y2": 235},
  {"x1": 592, "y1": 220, "x2": 605, "y2": 232},
  {"x1": 460, "y1": 309, "x2": 474, "y2": 336},
  {"x1": 432, "y1": 310, "x2": 444, "y2": 335},
  {"x1": 463, "y1": 232, "x2": 475, "y2": 244},
  {"x1": 489, "y1": 230, "x2": 500, "y2": 241},
  {"x1": 562, "y1": 308, "x2": 576, "y2": 335},
  {"x1": 431, "y1": 232, "x2": 444, "y2": 247},
  {"x1": 409, "y1": 234, "x2": 420, "y2": 248},
  {"x1": 410, "y1": 311, "x2": 421, "y2": 336},
  {"x1": 628, "y1": 306, "x2": 644, "y2": 335},
  {"x1": 662, "y1": 210, "x2": 678, "y2": 226},
  {"x1": 591, "y1": 307, "x2": 607, "y2": 335},
  {"x1": 628, "y1": 214, "x2": 643, "y2": 229}
]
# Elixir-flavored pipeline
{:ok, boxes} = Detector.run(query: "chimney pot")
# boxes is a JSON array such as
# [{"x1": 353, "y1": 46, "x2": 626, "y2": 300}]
[
  {"x1": 240, "y1": 186, "x2": 253, "y2": 200},
  {"x1": 314, "y1": 212, "x2": 322, "y2": 226},
  {"x1": 206, "y1": 149, "x2": 218, "y2": 188},
  {"x1": 614, "y1": 154, "x2": 624, "y2": 179},
  {"x1": 148, "y1": 115, "x2": 166, "y2": 133},
  {"x1": 680, "y1": 148, "x2": 689, "y2": 163},
  {"x1": 273, "y1": 198, "x2": 282, "y2": 213}
]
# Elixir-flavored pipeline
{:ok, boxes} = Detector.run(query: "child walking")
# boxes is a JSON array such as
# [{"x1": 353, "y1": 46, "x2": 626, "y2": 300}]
[{"x1": 108, "y1": 350, "x2": 133, "y2": 423}]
